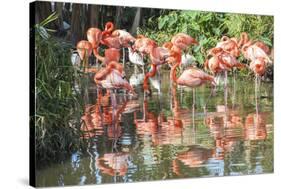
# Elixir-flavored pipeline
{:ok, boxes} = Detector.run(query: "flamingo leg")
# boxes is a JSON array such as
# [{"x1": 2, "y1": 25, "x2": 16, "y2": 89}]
[
  {"x1": 192, "y1": 88, "x2": 196, "y2": 109},
  {"x1": 122, "y1": 48, "x2": 126, "y2": 67},
  {"x1": 224, "y1": 74, "x2": 228, "y2": 128},
  {"x1": 192, "y1": 103, "x2": 196, "y2": 140},
  {"x1": 255, "y1": 75, "x2": 259, "y2": 116},
  {"x1": 232, "y1": 69, "x2": 236, "y2": 109},
  {"x1": 204, "y1": 85, "x2": 215, "y2": 114},
  {"x1": 158, "y1": 69, "x2": 161, "y2": 96},
  {"x1": 224, "y1": 70, "x2": 228, "y2": 108}
]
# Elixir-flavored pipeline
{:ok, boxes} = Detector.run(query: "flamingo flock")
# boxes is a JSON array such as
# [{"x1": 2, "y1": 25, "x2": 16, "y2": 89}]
[{"x1": 74, "y1": 21, "x2": 272, "y2": 112}]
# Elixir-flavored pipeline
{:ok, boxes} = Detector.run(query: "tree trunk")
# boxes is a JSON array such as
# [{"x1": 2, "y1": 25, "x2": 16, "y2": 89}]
[
  {"x1": 114, "y1": 6, "x2": 123, "y2": 29},
  {"x1": 63, "y1": 3, "x2": 71, "y2": 24},
  {"x1": 55, "y1": 2, "x2": 63, "y2": 31},
  {"x1": 88, "y1": 4, "x2": 99, "y2": 28},
  {"x1": 35, "y1": 1, "x2": 52, "y2": 25},
  {"x1": 70, "y1": 3, "x2": 83, "y2": 45},
  {"x1": 131, "y1": 8, "x2": 141, "y2": 35}
]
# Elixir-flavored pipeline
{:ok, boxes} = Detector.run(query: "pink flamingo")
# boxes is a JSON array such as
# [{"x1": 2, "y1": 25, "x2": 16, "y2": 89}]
[
  {"x1": 239, "y1": 32, "x2": 271, "y2": 55},
  {"x1": 170, "y1": 62, "x2": 215, "y2": 109},
  {"x1": 76, "y1": 40, "x2": 92, "y2": 69},
  {"x1": 216, "y1": 36, "x2": 240, "y2": 57},
  {"x1": 133, "y1": 35, "x2": 170, "y2": 95},
  {"x1": 94, "y1": 61, "x2": 136, "y2": 98}
]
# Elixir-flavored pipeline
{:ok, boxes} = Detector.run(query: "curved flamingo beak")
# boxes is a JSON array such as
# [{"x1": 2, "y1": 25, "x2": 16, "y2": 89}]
[{"x1": 128, "y1": 40, "x2": 135, "y2": 47}]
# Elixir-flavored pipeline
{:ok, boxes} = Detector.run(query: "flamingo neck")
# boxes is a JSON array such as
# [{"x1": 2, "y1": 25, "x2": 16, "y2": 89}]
[
  {"x1": 143, "y1": 64, "x2": 157, "y2": 91},
  {"x1": 238, "y1": 32, "x2": 249, "y2": 48},
  {"x1": 93, "y1": 48, "x2": 105, "y2": 63},
  {"x1": 104, "y1": 22, "x2": 114, "y2": 34},
  {"x1": 170, "y1": 60, "x2": 181, "y2": 83}
]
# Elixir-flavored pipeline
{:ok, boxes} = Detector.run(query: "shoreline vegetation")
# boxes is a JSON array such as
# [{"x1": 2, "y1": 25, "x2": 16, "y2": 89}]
[{"x1": 32, "y1": 2, "x2": 273, "y2": 167}]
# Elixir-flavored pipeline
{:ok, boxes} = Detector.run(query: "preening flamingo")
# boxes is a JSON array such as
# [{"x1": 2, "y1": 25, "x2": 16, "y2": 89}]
[
  {"x1": 170, "y1": 61, "x2": 216, "y2": 109},
  {"x1": 205, "y1": 47, "x2": 244, "y2": 87},
  {"x1": 101, "y1": 22, "x2": 136, "y2": 66},
  {"x1": 87, "y1": 27, "x2": 102, "y2": 49},
  {"x1": 171, "y1": 33, "x2": 199, "y2": 49},
  {"x1": 239, "y1": 32, "x2": 271, "y2": 55},
  {"x1": 239, "y1": 32, "x2": 272, "y2": 106},
  {"x1": 133, "y1": 36, "x2": 170, "y2": 95},
  {"x1": 216, "y1": 36, "x2": 240, "y2": 57},
  {"x1": 94, "y1": 61, "x2": 136, "y2": 98},
  {"x1": 241, "y1": 42, "x2": 272, "y2": 64},
  {"x1": 101, "y1": 22, "x2": 136, "y2": 48}
]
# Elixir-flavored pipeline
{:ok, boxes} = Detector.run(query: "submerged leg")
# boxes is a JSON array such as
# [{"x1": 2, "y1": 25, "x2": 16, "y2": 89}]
[
  {"x1": 224, "y1": 74, "x2": 228, "y2": 128},
  {"x1": 255, "y1": 75, "x2": 259, "y2": 116},
  {"x1": 232, "y1": 70, "x2": 236, "y2": 109},
  {"x1": 157, "y1": 68, "x2": 162, "y2": 96},
  {"x1": 224, "y1": 70, "x2": 228, "y2": 108}
]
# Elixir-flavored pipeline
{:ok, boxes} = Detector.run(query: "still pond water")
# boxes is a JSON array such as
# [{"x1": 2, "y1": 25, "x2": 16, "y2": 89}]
[{"x1": 36, "y1": 72, "x2": 273, "y2": 187}]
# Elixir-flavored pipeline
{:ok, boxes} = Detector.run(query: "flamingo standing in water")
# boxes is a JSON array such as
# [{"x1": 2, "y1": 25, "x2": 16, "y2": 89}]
[
  {"x1": 128, "y1": 47, "x2": 145, "y2": 86},
  {"x1": 205, "y1": 47, "x2": 244, "y2": 109},
  {"x1": 168, "y1": 40, "x2": 215, "y2": 108},
  {"x1": 239, "y1": 32, "x2": 272, "y2": 108},
  {"x1": 94, "y1": 61, "x2": 135, "y2": 94},
  {"x1": 238, "y1": 32, "x2": 271, "y2": 56},
  {"x1": 101, "y1": 22, "x2": 136, "y2": 66},
  {"x1": 166, "y1": 33, "x2": 212, "y2": 109},
  {"x1": 133, "y1": 35, "x2": 170, "y2": 95},
  {"x1": 216, "y1": 36, "x2": 240, "y2": 57},
  {"x1": 205, "y1": 47, "x2": 245, "y2": 83}
]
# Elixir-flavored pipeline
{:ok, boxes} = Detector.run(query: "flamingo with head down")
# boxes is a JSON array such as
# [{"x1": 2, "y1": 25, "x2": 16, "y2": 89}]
[
  {"x1": 76, "y1": 40, "x2": 93, "y2": 69},
  {"x1": 238, "y1": 32, "x2": 271, "y2": 55},
  {"x1": 166, "y1": 34, "x2": 213, "y2": 109},
  {"x1": 216, "y1": 36, "x2": 240, "y2": 57},
  {"x1": 93, "y1": 61, "x2": 136, "y2": 98},
  {"x1": 238, "y1": 32, "x2": 272, "y2": 103},
  {"x1": 132, "y1": 35, "x2": 170, "y2": 95}
]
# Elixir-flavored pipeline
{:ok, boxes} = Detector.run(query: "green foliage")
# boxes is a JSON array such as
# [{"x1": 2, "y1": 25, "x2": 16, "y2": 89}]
[
  {"x1": 138, "y1": 10, "x2": 274, "y2": 67},
  {"x1": 34, "y1": 14, "x2": 82, "y2": 163}
]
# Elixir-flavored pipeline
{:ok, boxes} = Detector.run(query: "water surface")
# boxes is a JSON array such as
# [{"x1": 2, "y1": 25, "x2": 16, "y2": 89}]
[{"x1": 36, "y1": 72, "x2": 273, "y2": 187}]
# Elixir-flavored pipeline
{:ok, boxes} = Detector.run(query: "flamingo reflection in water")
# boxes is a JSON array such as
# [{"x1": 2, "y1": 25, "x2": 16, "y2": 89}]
[{"x1": 80, "y1": 91, "x2": 140, "y2": 140}]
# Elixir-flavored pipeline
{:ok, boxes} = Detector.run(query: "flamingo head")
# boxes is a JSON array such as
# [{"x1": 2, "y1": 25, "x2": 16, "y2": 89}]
[
  {"x1": 221, "y1": 36, "x2": 230, "y2": 42},
  {"x1": 207, "y1": 47, "x2": 223, "y2": 57},
  {"x1": 76, "y1": 40, "x2": 93, "y2": 60},
  {"x1": 104, "y1": 22, "x2": 114, "y2": 32},
  {"x1": 238, "y1": 32, "x2": 249, "y2": 48}
]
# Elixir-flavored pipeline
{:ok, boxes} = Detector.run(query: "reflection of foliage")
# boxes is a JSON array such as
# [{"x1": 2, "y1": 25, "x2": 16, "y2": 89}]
[
  {"x1": 34, "y1": 14, "x2": 82, "y2": 163},
  {"x1": 138, "y1": 11, "x2": 273, "y2": 67}
]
